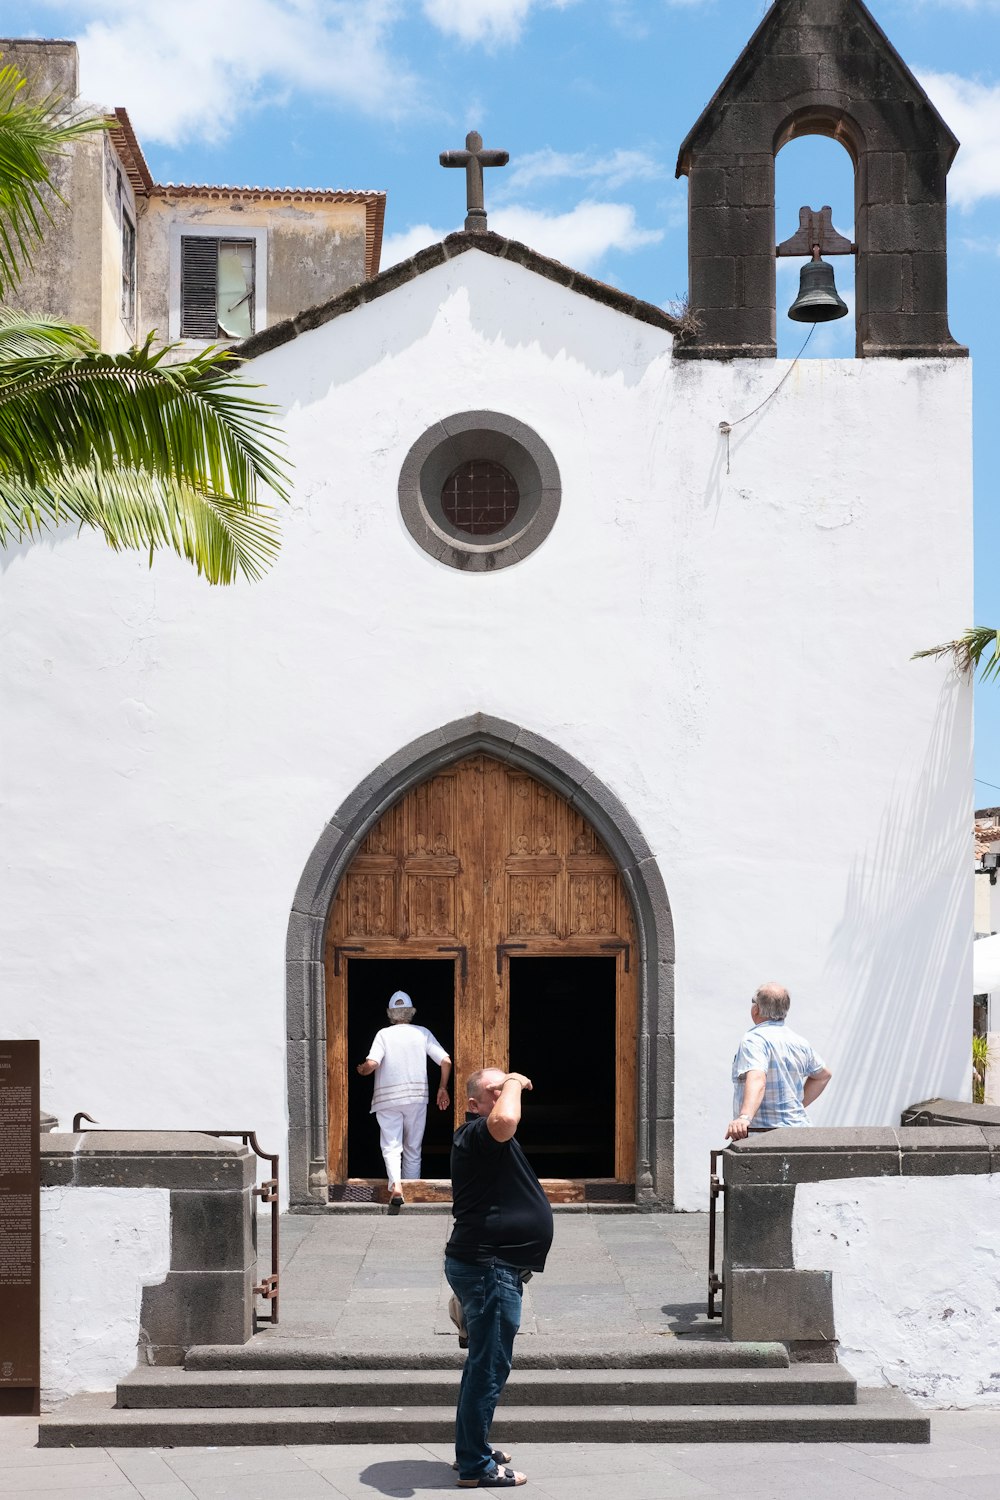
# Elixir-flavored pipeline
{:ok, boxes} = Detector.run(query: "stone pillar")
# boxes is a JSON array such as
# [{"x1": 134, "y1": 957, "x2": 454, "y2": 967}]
[
  {"x1": 685, "y1": 152, "x2": 776, "y2": 359},
  {"x1": 721, "y1": 1124, "x2": 995, "y2": 1360}
]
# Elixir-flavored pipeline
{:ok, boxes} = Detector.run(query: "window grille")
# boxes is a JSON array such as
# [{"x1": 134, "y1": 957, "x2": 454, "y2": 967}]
[{"x1": 441, "y1": 460, "x2": 520, "y2": 536}]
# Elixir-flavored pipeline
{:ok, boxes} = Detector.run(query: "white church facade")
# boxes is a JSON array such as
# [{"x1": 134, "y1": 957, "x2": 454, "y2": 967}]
[{"x1": 1, "y1": 0, "x2": 973, "y2": 1214}]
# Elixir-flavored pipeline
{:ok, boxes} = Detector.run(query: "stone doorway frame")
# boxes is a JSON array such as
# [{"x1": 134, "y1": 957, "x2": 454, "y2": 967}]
[{"x1": 285, "y1": 714, "x2": 675, "y2": 1207}]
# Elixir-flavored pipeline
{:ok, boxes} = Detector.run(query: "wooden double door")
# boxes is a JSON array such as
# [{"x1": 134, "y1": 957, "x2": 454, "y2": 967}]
[{"x1": 325, "y1": 755, "x2": 637, "y2": 1196}]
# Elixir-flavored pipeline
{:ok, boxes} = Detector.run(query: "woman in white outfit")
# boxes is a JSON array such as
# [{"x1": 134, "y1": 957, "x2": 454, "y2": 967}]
[{"x1": 356, "y1": 990, "x2": 452, "y2": 1206}]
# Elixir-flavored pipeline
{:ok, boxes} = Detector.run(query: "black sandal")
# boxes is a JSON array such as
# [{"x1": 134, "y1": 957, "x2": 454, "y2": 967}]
[{"x1": 457, "y1": 1465, "x2": 525, "y2": 1488}]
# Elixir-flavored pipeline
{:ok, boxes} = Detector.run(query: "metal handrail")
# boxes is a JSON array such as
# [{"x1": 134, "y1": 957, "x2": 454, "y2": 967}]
[
  {"x1": 204, "y1": 1131, "x2": 280, "y2": 1327},
  {"x1": 707, "y1": 1146, "x2": 728, "y2": 1320}
]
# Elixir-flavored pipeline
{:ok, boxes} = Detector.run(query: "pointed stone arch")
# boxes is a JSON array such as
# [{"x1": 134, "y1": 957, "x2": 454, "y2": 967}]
[{"x1": 285, "y1": 714, "x2": 675, "y2": 1207}]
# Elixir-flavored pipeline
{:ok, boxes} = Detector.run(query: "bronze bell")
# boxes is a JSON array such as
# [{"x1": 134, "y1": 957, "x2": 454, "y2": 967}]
[{"x1": 788, "y1": 246, "x2": 849, "y2": 324}]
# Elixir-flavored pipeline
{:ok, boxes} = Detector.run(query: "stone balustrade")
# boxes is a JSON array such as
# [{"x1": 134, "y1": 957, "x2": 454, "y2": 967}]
[
  {"x1": 40, "y1": 1132, "x2": 257, "y2": 1402},
  {"x1": 721, "y1": 1123, "x2": 1000, "y2": 1406}
]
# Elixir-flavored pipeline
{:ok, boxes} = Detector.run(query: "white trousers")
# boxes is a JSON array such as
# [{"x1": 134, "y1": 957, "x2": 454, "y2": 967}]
[{"x1": 375, "y1": 1100, "x2": 428, "y2": 1183}]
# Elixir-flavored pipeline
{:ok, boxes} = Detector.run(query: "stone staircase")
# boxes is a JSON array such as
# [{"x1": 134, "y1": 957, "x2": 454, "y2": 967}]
[{"x1": 40, "y1": 1340, "x2": 929, "y2": 1446}]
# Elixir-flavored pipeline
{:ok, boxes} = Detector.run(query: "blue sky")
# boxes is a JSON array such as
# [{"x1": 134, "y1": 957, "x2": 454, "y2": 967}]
[{"x1": 7, "y1": 0, "x2": 1000, "y2": 803}]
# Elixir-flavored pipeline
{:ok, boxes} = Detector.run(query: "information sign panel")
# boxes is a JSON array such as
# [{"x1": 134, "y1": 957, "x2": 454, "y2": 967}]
[{"x1": 0, "y1": 1041, "x2": 40, "y2": 1416}]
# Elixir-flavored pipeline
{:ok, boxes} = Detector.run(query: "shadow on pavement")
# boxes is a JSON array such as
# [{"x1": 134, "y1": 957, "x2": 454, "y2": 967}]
[
  {"x1": 360, "y1": 1458, "x2": 457, "y2": 1493},
  {"x1": 661, "y1": 1299, "x2": 723, "y2": 1336}
]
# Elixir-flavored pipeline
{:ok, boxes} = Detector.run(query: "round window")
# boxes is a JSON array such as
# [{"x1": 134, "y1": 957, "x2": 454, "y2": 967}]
[
  {"x1": 441, "y1": 460, "x2": 520, "y2": 536},
  {"x1": 398, "y1": 411, "x2": 561, "y2": 573}
]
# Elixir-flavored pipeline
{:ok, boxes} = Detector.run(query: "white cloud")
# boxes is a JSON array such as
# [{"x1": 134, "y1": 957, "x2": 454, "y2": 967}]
[
  {"x1": 500, "y1": 146, "x2": 664, "y2": 196},
  {"x1": 917, "y1": 69, "x2": 1000, "y2": 208},
  {"x1": 958, "y1": 233, "x2": 998, "y2": 253},
  {"x1": 421, "y1": 0, "x2": 577, "y2": 47},
  {"x1": 50, "y1": 0, "x2": 418, "y2": 146},
  {"x1": 381, "y1": 199, "x2": 662, "y2": 272},
  {"x1": 494, "y1": 201, "x2": 662, "y2": 265},
  {"x1": 379, "y1": 223, "x2": 447, "y2": 265}
]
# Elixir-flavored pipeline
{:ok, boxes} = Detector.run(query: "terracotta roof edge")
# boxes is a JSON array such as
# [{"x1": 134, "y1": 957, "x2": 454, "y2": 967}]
[
  {"x1": 366, "y1": 194, "x2": 387, "y2": 279},
  {"x1": 108, "y1": 107, "x2": 154, "y2": 196},
  {"x1": 149, "y1": 182, "x2": 384, "y2": 200}
]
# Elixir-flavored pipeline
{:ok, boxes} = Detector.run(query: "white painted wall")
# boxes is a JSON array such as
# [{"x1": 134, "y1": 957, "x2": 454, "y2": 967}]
[
  {"x1": 40, "y1": 1186, "x2": 171, "y2": 1402},
  {"x1": 794, "y1": 1176, "x2": 1000, "y2": 1406},
  {"x1": 0, "y1": 249, "x2": 973, "y2": 1209},
  {"x1": 974, "y1": 867, "x2": 1000, "y2": 938}
]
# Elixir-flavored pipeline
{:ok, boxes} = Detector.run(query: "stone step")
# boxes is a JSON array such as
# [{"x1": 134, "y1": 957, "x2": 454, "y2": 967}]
[
  {"x1": 184, "y1": 1338, "x2": 789, "y2": 1371},
  {"x1": 299, "y1": 1202, "x2": 644, "y2": 1215},
  {"x1": 117, "y1": 1364, "x2": 855, "y2": 1409},
  {"x1": 39, "y1": 1388, "x2": 929, "y2": 1447}
]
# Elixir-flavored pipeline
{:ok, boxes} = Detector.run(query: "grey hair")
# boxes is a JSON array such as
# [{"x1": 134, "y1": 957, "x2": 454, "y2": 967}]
[
  {"x1": 754, "y1": 984, "x2": 791, "y2": 1021},
  {"x1": 388, "y1": 1007, "x2": 416, "y2": 1024},
  {"x1": 466, "y1": 1066, "x2": 505, "y2": 1100}
]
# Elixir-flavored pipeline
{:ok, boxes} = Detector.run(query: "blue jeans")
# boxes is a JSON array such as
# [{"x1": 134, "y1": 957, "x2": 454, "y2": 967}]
[{"x1": 445, "y1": 1255, "x2": 523, "y2": 1481}]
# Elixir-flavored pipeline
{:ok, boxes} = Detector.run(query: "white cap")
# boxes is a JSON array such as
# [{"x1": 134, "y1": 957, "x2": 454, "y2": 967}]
[{"x1": 388, "y1": 991, "x2": 412, "y2": 1009}]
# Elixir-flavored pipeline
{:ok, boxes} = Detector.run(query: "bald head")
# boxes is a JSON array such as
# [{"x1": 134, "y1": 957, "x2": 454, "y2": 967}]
[
  {"x1": 466, "y1": 1067, "x2": 506, "y2": 1114},
  {"x1": 754, "y1": 983, "x2": 791, "y2": 1021}
]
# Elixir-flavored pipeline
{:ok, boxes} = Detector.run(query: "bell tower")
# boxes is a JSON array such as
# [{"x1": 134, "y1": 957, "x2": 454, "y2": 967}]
[{"x1": 674, "y1": 0, "x2": 967, "y2": 361}]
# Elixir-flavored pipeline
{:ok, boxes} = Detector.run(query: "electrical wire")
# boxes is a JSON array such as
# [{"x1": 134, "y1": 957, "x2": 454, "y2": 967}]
[{"x1": 719, "y1": 324, "x2": 817, "y2": 474}]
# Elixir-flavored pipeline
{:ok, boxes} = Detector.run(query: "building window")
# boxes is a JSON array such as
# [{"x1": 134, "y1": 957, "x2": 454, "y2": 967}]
[
  {"x1": 180, "y1": 236, "x2": 256, "y2": 340},
  {"x1": 121, "y1": 211, "x2": 136, "y2": 329},
  {"x1": 441, "y1": 460, "x2": 520, "y2": 536},
  {"x1": 399, "y1": 412, "x2": 561, "y2": 572}
]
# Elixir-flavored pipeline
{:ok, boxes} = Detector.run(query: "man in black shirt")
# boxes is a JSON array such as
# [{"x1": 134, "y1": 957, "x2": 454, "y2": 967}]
[{"x1": 445, "y1": 1067, "x2": 553, "y2": 1488}]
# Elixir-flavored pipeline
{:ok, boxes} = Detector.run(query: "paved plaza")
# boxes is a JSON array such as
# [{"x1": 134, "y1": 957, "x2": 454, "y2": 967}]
[
  {"x1": 6, "y1": 1416, "x2": 1000, "y2": 1498},
  {"x1": 10, "y1": 1211, "x2": 1000, "y2": 1496},
  {"x1": 259, "y1": 1208, "x2": 717, "y2": 1353}
]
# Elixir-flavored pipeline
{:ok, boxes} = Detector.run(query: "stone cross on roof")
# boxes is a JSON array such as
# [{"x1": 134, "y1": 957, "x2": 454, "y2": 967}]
[{"x1": 439, "y1": 130, "x2": 509, "y2": 233}]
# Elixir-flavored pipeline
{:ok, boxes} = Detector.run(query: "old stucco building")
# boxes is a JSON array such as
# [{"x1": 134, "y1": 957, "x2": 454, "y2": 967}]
[{"x1": 1, "y1": 38, "x2": 385, "y2": 353}]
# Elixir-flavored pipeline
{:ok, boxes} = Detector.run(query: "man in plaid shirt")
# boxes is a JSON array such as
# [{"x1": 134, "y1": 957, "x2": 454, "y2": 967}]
[{"x1": 726, "y1": 983, "x2": 832, "y2": 1139}]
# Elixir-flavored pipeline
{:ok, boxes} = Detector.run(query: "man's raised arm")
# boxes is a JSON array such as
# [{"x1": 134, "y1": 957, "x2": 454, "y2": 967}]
[{"x1": 487, "y1": 1072, "x2": 533, "y2": 1142}]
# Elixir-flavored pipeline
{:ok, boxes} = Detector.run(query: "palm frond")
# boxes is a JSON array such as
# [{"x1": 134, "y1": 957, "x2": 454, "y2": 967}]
[
  {"x1": 0, "y1": 466, "x2": 281, "y2": 585},
  {"x1": 0, "y1": 60, "x2": 108, "y2": 294},
  {"x1": 0, "y1": 319, "x2": 291, "y2": 582},
  {"x1": 0, "y1": 307, "x2": 97, "y2": 359},
  {"x1": 973, "y1": 1034, "x2": 992, "y2": 1104},
  {"x1": 0, "y1": 331, "x2": 290, "y2": 509},
  {"x1": 912, "y1": 628, "x2": 1000, "y2": 683}
]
